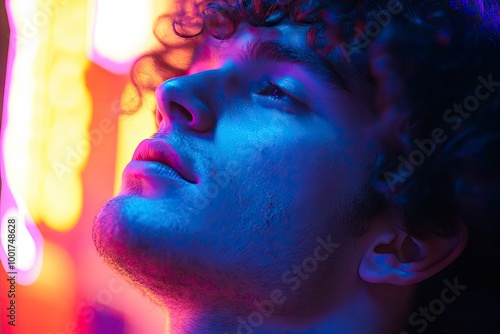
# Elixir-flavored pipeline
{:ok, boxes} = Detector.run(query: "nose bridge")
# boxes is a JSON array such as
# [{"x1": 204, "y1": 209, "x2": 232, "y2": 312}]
[{"x1": 155, "y1": 69, "x2": 222, "y2": 133}]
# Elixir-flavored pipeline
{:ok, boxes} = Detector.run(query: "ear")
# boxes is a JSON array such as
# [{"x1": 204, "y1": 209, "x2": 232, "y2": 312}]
[{"x1": 359, "y1": 220, "x2": 468, "y2": 286}]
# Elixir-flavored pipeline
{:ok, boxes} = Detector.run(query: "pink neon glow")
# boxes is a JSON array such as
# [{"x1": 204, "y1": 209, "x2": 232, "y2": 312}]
[{"x1": 0, "y1": 0, "x2": 44, "y2": 286}]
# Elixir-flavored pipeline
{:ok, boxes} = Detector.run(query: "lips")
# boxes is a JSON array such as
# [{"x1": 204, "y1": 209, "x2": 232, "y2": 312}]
[{"x1": 130, "y1": 139, "x2": 197, "y2": 183}]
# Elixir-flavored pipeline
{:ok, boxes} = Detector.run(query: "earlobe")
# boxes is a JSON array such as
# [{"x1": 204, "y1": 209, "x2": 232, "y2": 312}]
[{"x1": 359, "y1": 221, "x2": 468, "y2": 286}]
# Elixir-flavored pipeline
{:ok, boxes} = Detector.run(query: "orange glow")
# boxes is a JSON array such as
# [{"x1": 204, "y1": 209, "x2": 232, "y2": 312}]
[
  {"x1": 114, "y1": 85, "x2": 157, "y2": 195},
  {"x1": 14, "y1": 241, "x2": 77, "y2": 334}
]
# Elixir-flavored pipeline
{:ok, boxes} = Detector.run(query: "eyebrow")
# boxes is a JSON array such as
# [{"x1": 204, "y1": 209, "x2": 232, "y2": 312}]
[{"x1": 238, "y1": 40, "x2": 351, "y2": 91}]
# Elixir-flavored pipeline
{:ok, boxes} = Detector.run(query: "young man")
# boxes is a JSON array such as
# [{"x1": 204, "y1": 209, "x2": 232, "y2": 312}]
[{"x1": 93, "y1": 1, "x2": 500, "y2": 333}]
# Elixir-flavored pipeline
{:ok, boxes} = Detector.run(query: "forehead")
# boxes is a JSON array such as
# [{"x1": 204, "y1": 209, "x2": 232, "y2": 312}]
[{"x1": 188, "y1": 21, "x2": 311, "y2": 74}]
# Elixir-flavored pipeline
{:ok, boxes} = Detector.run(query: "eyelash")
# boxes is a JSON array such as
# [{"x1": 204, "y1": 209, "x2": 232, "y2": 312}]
[{"x1": 256, "y1": 79, "x2": 301, "y2": 105}]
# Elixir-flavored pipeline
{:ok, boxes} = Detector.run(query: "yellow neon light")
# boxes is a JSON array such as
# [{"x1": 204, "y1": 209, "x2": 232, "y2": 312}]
[
  {"x1": 113, "y1": 86, "x2": 157, "y2": 195},
  {"x1": 5, "y1": 0, "x2": 91, "y2": 232},
  {"x1": 44, "y1": 0, "x2": 91, "y2": 231}
]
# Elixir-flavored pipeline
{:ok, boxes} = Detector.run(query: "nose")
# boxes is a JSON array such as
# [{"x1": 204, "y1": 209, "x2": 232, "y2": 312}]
[{"x1": 155, "y1": 72, "x2": 217, "y2": 133}]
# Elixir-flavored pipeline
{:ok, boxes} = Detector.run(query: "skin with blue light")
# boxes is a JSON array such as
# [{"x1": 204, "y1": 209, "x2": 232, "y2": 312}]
[{"x1": 93, "y1": 18, "x2": 468, "y2": 334}]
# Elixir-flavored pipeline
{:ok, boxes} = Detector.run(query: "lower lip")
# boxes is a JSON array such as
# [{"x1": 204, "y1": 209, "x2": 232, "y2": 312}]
[{"x1": 123, "y1": 160, "x2": 186, "y2": 182}]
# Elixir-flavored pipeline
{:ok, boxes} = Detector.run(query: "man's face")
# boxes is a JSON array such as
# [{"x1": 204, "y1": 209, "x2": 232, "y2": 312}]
[{"x1": 93, "y1": 21, "x2": 378, "y2": 313}]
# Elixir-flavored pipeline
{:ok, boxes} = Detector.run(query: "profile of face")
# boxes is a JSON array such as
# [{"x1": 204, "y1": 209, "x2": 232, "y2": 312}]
[{"x1": 93, "y1": 18, "x2": 407, "y2": 331}]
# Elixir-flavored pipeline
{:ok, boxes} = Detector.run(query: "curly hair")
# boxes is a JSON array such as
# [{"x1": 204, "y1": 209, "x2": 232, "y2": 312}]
[{"x1": 127, "y1": 0, "x2": 500, "y2": 332}]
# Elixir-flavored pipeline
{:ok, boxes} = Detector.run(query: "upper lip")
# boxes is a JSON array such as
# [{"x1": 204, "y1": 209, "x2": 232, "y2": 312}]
[{"x1": 131, "y1": 139, "x2": 197, "y2": 183}]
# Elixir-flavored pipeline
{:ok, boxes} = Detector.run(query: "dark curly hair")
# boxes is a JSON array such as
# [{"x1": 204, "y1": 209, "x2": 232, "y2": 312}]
[{"x1": 126, "y1": 0, "x2": 500, "y2": 332}]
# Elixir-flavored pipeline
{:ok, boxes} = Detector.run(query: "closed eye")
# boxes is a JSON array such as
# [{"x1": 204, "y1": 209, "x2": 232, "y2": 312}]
[
  {"x1": 258, "y1": 81, "x2": 293, "y2": 101},
  {"x1": 255, "y1": 78, "x2": 305, "y2": 108}
]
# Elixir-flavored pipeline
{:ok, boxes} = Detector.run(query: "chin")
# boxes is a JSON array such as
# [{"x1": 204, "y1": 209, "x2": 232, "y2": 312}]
[
  {"x1": 91, "y1": 196, "x2": 227, "y2": 307},
  {"x1": 92, "y1": 196, "x2": 129, "y2": 270}
]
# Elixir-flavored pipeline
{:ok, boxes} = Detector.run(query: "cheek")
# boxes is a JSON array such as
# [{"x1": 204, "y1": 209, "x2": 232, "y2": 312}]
[
  {"x1": 208, "y1": 104, "x2": 374, "y2": 230},
  {"x1": 260, "y1": 134, "x2": 370, "y2": 225}
]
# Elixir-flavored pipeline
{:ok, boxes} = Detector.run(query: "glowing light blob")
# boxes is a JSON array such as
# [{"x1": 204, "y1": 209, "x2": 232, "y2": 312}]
[
  {"x1": 1, "y1": 0, "x2": 43, "y2": 285},
  {"x1": 0, "y1": 190, "x2": 44, "y2": 285},
  {"x1": 41, "y1": 0, "x2": 92, "y2": 231},
  {"x1": 2, "y1": 0, "x2": 92, "y2": 288},
  {"x1": 87, "y1": 0, "x2": 161, "y2": 74}
]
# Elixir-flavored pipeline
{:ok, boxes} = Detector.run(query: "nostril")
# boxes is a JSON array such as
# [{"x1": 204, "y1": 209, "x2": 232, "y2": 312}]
[{"x1": 169, "y1": 101, "x2": 193, "y2": 123}]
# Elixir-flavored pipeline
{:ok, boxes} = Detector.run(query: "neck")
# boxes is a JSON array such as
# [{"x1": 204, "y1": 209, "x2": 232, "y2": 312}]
[{"x1": 163, "y1": 281, "x2": 415, "y2": 334}]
